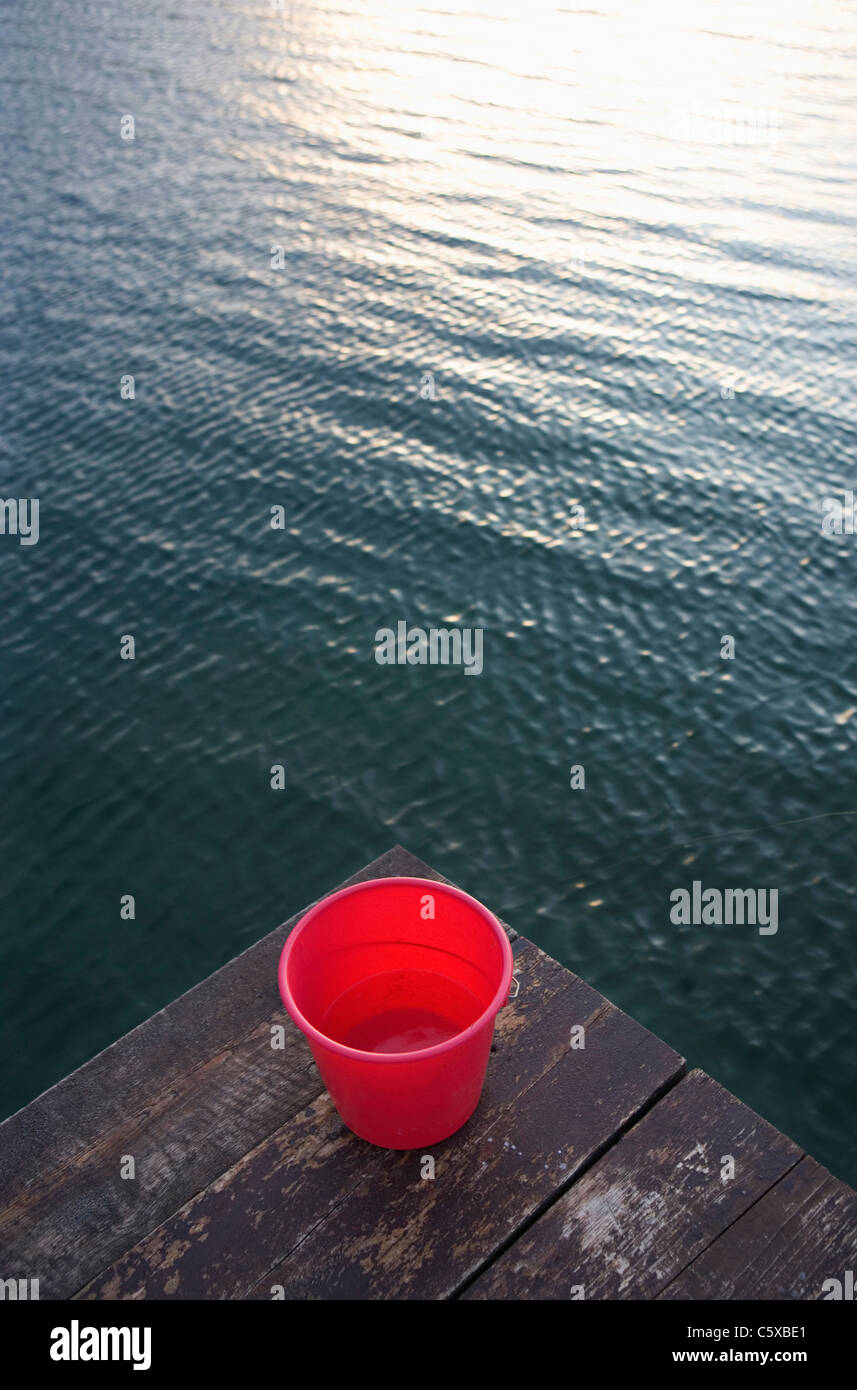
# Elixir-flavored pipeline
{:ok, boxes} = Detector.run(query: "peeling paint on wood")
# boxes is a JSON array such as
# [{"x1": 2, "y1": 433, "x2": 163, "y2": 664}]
[
  {"x1": 1, "y1": 848, "x2": 852, "y2": 1301},
  {"x1": 462, "y1": 1070, "x2": 802, "y2": 1300}
]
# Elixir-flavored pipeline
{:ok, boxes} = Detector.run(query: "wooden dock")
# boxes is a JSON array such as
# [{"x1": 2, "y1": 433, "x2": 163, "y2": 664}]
[{"x1": 2, "y1": 846, "x2": 855, "y2": 1301}]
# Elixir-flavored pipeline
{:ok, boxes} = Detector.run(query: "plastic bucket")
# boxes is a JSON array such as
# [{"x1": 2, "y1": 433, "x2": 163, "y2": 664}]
[{"x1": 278, "y1": 876, "x2": 514, "y2": 1148}]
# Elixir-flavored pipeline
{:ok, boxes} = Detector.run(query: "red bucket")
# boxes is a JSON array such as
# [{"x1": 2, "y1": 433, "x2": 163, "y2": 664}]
[{"x1": 278, "y1": 876, "x2": 514, "y2": 1148}]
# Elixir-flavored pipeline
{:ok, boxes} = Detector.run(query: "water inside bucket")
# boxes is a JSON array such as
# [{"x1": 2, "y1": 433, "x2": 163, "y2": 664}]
[{"x1": 320, "y1": 968, "x2": 484, "y2": 1055}]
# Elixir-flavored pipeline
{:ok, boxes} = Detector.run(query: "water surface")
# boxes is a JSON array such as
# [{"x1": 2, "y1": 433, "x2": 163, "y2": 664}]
[{"x1": 2, "y1": 0, "x2": 856, "y2": 1184}]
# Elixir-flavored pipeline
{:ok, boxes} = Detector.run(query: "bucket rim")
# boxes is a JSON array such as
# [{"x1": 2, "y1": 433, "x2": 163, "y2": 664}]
[{"x1": 277, "y1": 876, "x2": 515, "y2": 1064}]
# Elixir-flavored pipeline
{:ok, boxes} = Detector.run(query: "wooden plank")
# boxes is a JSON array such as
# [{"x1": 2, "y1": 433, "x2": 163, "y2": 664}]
[
  {"x1": 0, "y1": 846, "x2": 418, "y2": 1192},
  {"x1": 0, "y1": 846, "x2": 457, "y2": 1298},
  {"x1": 0, "y1": 1014, "x2": 323, "y2": 1299},
  {"x1": 75, "y1": 937, "x2": 684, "y2": 1299},
  {"x1": 659, "y1": 1155, "x2": 857, "y2": 1300},
  {"x1": 462, "y1": 1069, "x2": 803, "y2": 1300}
]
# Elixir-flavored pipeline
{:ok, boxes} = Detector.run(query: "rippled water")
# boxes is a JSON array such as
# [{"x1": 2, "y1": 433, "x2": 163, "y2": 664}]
[{"x1": 2, "y1": 0, "x2": 856, "y2": 1184}]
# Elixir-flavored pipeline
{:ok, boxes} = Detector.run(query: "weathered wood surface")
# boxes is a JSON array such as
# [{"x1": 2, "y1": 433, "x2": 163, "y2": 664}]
[
  {"x1": 462, "y1": 1068, "x2": 804, "y2": 1300},
  {"x1": 0, "y1": 847, "x2": 453, "y2": 1298},
  {"x1": 75, "y1": 936, "x2": 682, "y2": 1299},
  {"x1": 1, "y1": 846, "x2": 853, "y2": 1300},
  {"x1": 659, "y1": 1155, "x2": 857, "y2": 1301}
]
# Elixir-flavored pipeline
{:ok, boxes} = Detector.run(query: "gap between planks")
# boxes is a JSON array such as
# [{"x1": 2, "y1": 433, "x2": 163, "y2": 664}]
[{"x1": 450, "y1": 1057, "x2": 688, "y2": 1299}]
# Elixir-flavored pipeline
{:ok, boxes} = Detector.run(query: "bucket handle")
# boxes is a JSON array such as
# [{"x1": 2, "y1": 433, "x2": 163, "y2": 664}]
[{"x1": 506, "y1": 974, "x2": 521, "y2": 1004}]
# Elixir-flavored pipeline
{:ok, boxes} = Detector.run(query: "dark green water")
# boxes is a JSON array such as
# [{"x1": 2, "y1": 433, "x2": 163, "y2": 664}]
[{"x1": 2, "y1": 0, "x2": 856, "y2": 1185}]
